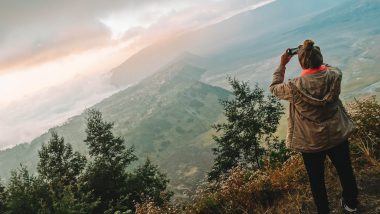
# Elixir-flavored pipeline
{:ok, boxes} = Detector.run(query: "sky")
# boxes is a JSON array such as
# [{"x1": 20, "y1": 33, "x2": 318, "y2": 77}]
[{"x1": 0, "y1": 0, "x2": 275, "y2": 149}]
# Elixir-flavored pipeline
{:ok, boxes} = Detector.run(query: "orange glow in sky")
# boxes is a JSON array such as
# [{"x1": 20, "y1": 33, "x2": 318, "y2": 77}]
[{"x1": 0, "y1": 0, "x2": 276, "y2": 148}]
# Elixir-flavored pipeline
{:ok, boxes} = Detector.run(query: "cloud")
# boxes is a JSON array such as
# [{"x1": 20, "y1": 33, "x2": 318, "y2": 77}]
[
  {"x1": 0, "y1": 0, "x2": 265, "y2": 69},
  {"x1": 0, "y1": 72, "x2": 120, "y2": 149},
  {"x1": 98, "y1": 0, "x2": 268, "y2": 39},
  {"x1": 0, "y1": 44, "x2": 132, "y2": 148},
  {"x1": 0, "y1": 0, "x2": 272, "y2": 148}
]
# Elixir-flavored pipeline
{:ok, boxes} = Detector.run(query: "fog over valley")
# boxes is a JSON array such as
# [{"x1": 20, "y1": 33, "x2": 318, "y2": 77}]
[{"x1": 0, "y1": 0, "x2": 272, "y2": 149}]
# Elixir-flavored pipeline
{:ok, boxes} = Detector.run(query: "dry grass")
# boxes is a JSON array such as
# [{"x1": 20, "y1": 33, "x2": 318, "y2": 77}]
[
  {"x1": 346, "y1": 95, "x2": 380, "y2": 164},
  {"x1": 136, "y1": 153, "x2": 380, "y2": 214}
]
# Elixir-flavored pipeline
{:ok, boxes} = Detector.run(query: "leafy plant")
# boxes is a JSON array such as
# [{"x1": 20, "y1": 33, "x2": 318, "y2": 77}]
[
  {"x1": 126, "y1": 158, "x2": 173, "y2": 208},
  {"x1": 208, "y1": 77, "x2": 284, "y2": 180},
  {"x1": 266, "y1": 137, "x2": 294, "y2": 168},
  {"x1": 81, "y1": 109, "x2": 138, "y2": 213},
  {"x1": 38, "y1": 131, "x2": 86, "y2": 199},
  {"x1": 3, "y1": 166, "x2": 51, "y2": 214}
]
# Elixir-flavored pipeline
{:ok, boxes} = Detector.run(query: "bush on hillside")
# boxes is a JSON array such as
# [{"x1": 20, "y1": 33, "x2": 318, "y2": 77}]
[
  {"x1": 264, "y1": 136, "x2": 295, "y2": 169},
  {"x1": 346, "y1": 96, "x2": 380, "y2": 163},
  {"x1": 209, "y1": 77, "x2": 284, "y2": 181}
]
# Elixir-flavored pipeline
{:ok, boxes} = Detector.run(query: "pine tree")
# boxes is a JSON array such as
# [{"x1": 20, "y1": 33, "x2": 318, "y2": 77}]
[
  {"x1": 82, "y1": 109, "x2": 137, "y2": 213},
  {"x1": 208, "y1": 77, "x2": 284, "y2": 180}
]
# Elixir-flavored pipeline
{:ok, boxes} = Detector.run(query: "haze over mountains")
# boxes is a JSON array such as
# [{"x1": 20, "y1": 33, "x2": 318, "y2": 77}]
[
  {"x1": 1, "y1": 0, "x2": 380, "y2": 198},
  {"x1": 111, "y1": 0, "x2": 380, "y2": 96},
  {"x1": 0, "y1": 54, "x2": 231, "y2": 197}
]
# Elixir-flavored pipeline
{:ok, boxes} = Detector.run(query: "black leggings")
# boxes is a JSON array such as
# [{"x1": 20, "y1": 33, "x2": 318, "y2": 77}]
[{"x1": 301, "y1": 141, "x2": 358, "y2": 214}]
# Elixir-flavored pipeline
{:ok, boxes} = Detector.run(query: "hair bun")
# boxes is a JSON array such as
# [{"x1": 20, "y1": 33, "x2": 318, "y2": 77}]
[{"x1": 303, "y1": 39, "x2": 314, "y2": 50}]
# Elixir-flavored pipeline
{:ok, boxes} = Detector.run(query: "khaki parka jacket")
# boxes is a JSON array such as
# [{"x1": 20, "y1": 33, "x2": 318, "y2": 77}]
[{"x1": 269, "y1": 64, "x2": 355, "y2": 153}]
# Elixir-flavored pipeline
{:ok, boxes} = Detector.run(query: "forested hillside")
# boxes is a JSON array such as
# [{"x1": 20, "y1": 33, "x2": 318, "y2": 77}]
[{"x1": 0, "y1": 56, "x2": 231, "y2": 197}]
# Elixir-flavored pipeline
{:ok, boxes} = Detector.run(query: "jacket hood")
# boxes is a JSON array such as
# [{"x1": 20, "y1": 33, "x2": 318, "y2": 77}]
[{"x1": 289, "y1": 71, "x2": 342, "y2": 106}]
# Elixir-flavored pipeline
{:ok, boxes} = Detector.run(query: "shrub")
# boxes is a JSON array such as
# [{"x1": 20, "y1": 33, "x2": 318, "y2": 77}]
[
  {"x1": 209, "y1": 77, "x2": 284, "y2": 180},
  {"x1": 265, "y1": 137, "x2": 295, "y2": 169},
  {"x1": 347, "y1": 96, "x2": 380, "y2": 163}
]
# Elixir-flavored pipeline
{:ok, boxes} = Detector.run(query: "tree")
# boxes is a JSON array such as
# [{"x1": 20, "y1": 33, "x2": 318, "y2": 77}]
[
  {"x1": 82, "y1": 109, "x2": 137, "y2": 213},
  {"x1": 49, "y1": 184, "x2": 98, "y2": 214},
  {"x1": 125, "y1": 158, "x2": 173, "y2": 209},
  {"x1": 0, "y1": 181, "x2": 6, "y2": 213},
  {"x1": 37, "y1": 131, "x2": 94, "y2": 214},
  {"x1": 208, "y1": 77, "x2": 284, "y2": 180},
  {"x1": 4, "y1": 166, "x2": 51, "y2": 214},
  {"x1": 38, "y1": 131, "x2": 86, "y2": 197}
]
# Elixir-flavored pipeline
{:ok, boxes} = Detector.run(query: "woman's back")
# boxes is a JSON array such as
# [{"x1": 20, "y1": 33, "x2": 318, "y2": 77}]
[
  {"x1": 269, "y1": 41, "x2": 354, "y2": 153},
  {"x1": 269, "y1": 39, "x2": 359, "y2": 214}
]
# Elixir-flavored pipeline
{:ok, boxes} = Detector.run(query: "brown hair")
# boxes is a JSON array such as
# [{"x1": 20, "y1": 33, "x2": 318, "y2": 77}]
[{"x1": 298, "y1": 39, "x2": 323, "y2": 69}]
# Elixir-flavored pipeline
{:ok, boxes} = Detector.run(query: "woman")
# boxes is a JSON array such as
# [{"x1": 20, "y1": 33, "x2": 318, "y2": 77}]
[{"x1": 269, "y1": 39, "x2": 359, "y2": 213}]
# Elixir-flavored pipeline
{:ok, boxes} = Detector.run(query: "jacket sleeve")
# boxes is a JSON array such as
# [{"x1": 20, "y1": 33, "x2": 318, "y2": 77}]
[{"x1": 269, "y1": 65, "x2": 292, "y2": 101}]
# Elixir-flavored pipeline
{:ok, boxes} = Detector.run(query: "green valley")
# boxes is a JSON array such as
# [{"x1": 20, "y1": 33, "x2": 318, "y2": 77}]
[{"x1": 0, "y1": 57, "x2": 231, "y2": 198}]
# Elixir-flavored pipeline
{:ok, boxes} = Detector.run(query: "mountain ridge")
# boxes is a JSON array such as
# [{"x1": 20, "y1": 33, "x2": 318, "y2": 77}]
[
  {"x1": 0, "y1": 55, "x2": 231, "y2": 198},
  {"x1": 109, "y1": 0, "x2": 349, "y2": 88}
]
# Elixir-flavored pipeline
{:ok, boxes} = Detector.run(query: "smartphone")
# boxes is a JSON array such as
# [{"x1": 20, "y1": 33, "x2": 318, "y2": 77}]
[{"x1": 287, "y1": 47, "x2": 299, "y2": 56}]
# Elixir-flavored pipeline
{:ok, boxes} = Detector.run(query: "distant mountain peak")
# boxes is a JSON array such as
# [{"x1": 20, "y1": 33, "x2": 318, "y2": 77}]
[
  {"x1": 146, "y1": 60, "x2": 206, "y2": 84},
  {"x1": 174, "y1": 51, "x2": 204, "y2": 62},
  {"x1": 162, "y1": 51, "x2": 212, "y2": 70}
]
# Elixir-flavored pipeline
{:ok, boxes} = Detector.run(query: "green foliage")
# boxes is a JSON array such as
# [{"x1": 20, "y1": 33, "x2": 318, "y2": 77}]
[
  {"x1": 3, "y1": 166, "x2": 51, "y2": 214},
  {"x1": 84, "y1": 109, "x2": 137, "y2": 166},
  {"x1": 37, "y1": 132, "x2": 97, "y2": 214},
  {"x1": 50, "y1": 185, "x2": 98, "y2": 214},
  {"x1": 1, "y1": 109, "x2": 172, "y2": 213},
  {"x1": 82, "y1": 109, "x2": 138, "y2": 213},
  {"x1": 208, "y1": 77, "x2": 284, "y2": 180},
  {"x1": 36, "y1": 132, "x2": 96, "y2": 214},
  {"x1": 0, "y1": 181, "x2": 6, "y2": 213},
  {"x1": 38, "y1": 131, "x2": 86, "y2": 197},
  {"x1": 81, "y1": 109, "x2": 172, "y2": 213},
  {"x1": 126, "y1": 158, "x2": 173, "y2": 208},
  {"x1": 266, "y1": 137, "x2": 293, "y2": 168}
]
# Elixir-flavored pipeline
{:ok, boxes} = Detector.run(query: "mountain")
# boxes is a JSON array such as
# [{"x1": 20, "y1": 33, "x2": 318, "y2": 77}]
[
  {"x1": 109, "y1": 0, "x2": 380, "y2": 98},
  {"x1": 0, "y1": 53, "x2": 231, "y2": 197},
  {"x1": 109, "y1": 0, "x2": 348, "y2": 86},
  {"x1": 1, "y1": 0, "x2": 380, "y2": 199}
]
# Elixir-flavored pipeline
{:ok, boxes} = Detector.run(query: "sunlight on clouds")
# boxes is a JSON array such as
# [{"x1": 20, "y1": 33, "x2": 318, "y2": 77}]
[
  {"x1": 0, "y1": 40, "x2": 133, "y2": 107},
  {"x1": 99, "y1": 1, "x2": 191, "y2": 40},
  {"x1": 99, "y1": 14, "x2": 152, "y2": 40},
  {"x1": 98, "y1": 0, "x2": 275, "y2": 40},
  {"x1": 0, "y1": 39, "x2": 140, "y2": 148},
  {"x1": 0, "y1": 0, "x2": 276, "y2": 148}
]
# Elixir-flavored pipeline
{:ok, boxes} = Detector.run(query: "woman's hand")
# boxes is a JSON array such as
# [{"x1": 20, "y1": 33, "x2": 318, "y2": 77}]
[{"x1": 280, "y1": 50, "x2": 293, "y2": 67}]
